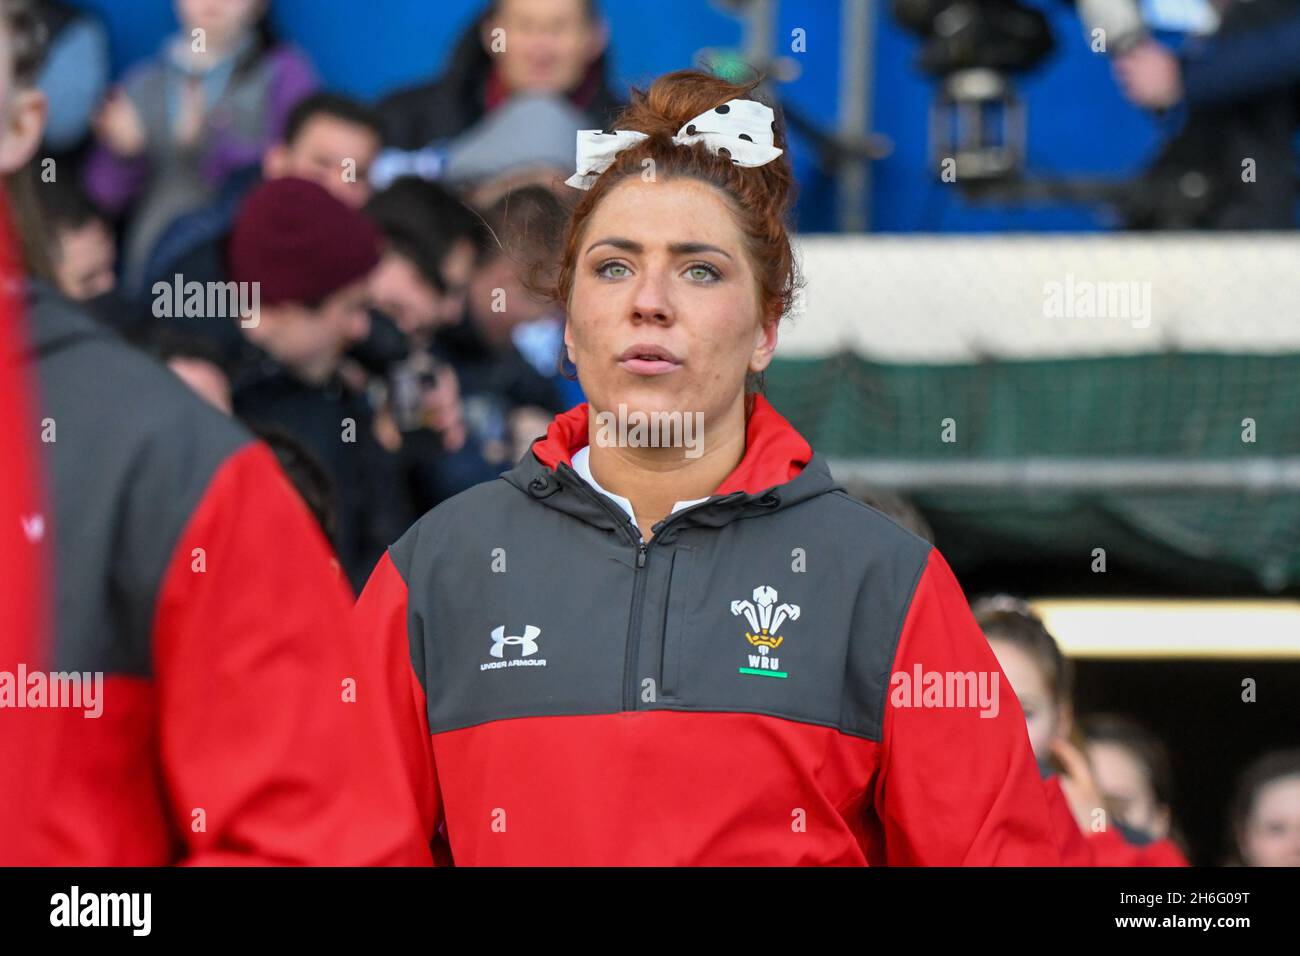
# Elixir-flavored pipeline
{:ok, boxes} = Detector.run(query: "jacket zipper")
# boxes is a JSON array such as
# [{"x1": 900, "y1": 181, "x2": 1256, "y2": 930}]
[
  {"x1": 553, "y1": 465, "x2": 647, "y2": 711},
  {"x1": 551, "y1": 466, "x2": 751, "y2": 711}
]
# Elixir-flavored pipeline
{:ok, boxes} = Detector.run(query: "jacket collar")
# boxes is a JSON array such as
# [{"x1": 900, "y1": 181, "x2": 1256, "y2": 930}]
[
  {"x1": 528, "y1": 394, "x2": 812, "y2": 495},
  {"x1": 506, "y1": 395, "x2": 838, "y2": 535}
]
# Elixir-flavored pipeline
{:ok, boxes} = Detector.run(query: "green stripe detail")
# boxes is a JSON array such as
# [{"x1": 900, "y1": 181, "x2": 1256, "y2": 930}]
[{"x1": 739, "y1": 667, "x2": 788, "y2": 679}]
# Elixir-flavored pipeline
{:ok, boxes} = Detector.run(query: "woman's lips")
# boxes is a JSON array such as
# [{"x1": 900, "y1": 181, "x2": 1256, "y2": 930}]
[
  {"x1": 618, "y1": 344, "x2": 682, "y2": 376},
  {"x1": 619, "y1": 357, "x2": 681, "y2": 376}
]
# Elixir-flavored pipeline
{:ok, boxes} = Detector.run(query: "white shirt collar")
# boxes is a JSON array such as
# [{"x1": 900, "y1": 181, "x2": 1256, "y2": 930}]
[{"x1": 570, "y1": 445, "x2": 711, "y2": 540}]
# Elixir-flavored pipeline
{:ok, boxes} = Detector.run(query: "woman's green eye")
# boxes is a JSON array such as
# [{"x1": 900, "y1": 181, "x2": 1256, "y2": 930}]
[
  {"x1": 687, "y1": 264, "x2": 720, "y2": 282},
  {"x1": 597, "y1": 262, "x2": 629, "y2": 279}
]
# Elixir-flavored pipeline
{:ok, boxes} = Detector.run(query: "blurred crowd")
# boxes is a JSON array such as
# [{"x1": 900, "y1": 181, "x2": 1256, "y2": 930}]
[
  {"x1": 27, "y1": 0, "x2": 616, "y2": 590},
  {"x1": 10, "y1": 0, "x2": 1299, "y2": 866}
]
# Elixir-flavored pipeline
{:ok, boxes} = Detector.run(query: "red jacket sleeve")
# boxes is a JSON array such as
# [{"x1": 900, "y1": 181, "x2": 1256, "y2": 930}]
[
  {"x1": 152, "y1": 441, "x2": 429, "y2": 865},
  {"x1": 354, "y1": 550, "x2": 445, "y2": 862},
  {"x1": 1043, "y1": 775, "x2": 1099, "y2": 866},
  {"x1": 1087, "y1": 825, "x2": 1191, "y2": 867},
  {"x1": 872, "y1": 549, "x2": 1062, "y2": 865},
  {"x1": 1044, "y1": 775, "x2": 1190, "y2": 866},
  {"x1": 0, "y1": 232, "x2": 50, "y2": 859}
]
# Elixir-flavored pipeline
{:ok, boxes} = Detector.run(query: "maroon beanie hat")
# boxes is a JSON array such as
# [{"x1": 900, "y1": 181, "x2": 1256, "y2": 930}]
[{"x1": 228, "y1": 177, "x2": 381, "y2": 307}]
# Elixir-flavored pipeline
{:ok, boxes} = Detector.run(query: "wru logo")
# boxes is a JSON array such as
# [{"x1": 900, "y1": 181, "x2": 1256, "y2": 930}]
[{"x1": 732, "y1": 586, "x2": 799, "y2": 679}]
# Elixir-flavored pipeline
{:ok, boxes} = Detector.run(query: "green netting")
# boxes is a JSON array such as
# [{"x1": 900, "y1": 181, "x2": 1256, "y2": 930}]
[{"x1": 765, "y1": 353, "x2": 1300, "y2": 593}]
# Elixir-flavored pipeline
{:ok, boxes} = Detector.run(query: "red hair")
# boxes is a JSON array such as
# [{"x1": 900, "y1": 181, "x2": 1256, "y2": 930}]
[{"x1": 552, "y1": 69, "x2": 801, "y2": 331}]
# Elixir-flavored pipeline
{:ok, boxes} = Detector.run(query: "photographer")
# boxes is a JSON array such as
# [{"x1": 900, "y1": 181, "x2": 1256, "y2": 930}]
[
  {"x1": 1112, "y1": 0, "x2": 1300, "y2": 228},
  {"x1": 366, "y1": 176, "x2": 499, "y2": 514}
]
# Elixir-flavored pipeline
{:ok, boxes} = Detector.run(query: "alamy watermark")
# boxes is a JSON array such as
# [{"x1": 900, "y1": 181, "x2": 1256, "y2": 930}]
[
  {"x1": 0, "y1": 664, "x2": 103, "y2": 718},
  {"x1": 1042, "y1": 273, "x2": 1151, "y2": 329},
  {"x1": 594, "y1": 403, "x2": 705, "y2": 458},
  {"x1": 152, "y1": 274, "x2": 260, "y2": 328},
  {"x1": 889, "y1": 663, "x2": 1000, "y2": 718}
]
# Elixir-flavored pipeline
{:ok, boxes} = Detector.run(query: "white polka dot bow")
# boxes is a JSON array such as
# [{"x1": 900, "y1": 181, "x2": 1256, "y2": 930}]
[{"x1": 563, "y1": 97, "x2": 783, "y2": 190}]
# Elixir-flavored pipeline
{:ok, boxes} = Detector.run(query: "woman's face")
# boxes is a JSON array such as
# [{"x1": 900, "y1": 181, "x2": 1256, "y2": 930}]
[
  {"x1": 988, "y1": 639, "x2": 1063, "y2": 765},
  {"x1": 565, "y1": 176, "x2": 776, "y2": 433},
  {"x1": 1087, "y1": 740, "x2": 1170, "y2": 839},
  {"x1": 1239, "y1": 775, "x2": 1300, "y2": 867}
]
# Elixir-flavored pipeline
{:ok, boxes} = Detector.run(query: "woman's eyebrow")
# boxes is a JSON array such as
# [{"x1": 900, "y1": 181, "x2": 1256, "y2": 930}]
[{"x1": 585, "y1": 237, "x2": 733, "y2": 260}]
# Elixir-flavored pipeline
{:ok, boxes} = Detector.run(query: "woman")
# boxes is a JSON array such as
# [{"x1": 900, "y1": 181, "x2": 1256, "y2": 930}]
[
  {"x1": 356, "y1": 69, "x2": 1060, "y2": 866},
  {"x1": 1228, "y1": 750, "x2": 1300, "y2": 866},
  {"x1": 85, "y1": 0, "x2": 317, "y2": 291},
  {"x1": 977, "y1": 597, "x2": 1189, "y2": 866}
]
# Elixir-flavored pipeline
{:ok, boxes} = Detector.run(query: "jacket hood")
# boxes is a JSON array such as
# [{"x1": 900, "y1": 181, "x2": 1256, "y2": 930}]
[
  {"x1": 504, "y1": 395, "x2": 840, "y2": 536},
  {"x1": 23, "y1": 280, "x2": 105, "y2": 359}
]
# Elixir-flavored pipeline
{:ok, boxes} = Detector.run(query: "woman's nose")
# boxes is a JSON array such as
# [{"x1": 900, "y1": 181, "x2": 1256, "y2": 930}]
[{"x1": 630, "y1": 270, "x2": 673, "y2": 325}]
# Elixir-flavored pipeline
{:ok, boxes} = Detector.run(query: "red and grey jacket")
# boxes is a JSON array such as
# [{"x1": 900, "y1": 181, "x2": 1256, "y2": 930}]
[
  {"x1": 2, "y1": 283, "x2": 426, "y2": 866},
  {"x1": 357, "y1": 396, "x2": 1063, "y2": 865}
]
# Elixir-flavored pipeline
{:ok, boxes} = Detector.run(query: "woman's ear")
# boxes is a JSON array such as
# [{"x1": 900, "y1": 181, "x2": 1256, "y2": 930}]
[
  {"x1": 0, "y1": 87, "x2": 47, "y2": 176},
  {"x1": 748, "y1": 313, "x2": 779, "y2": 374},
  {"x1": 1056, "y1": 703, "x2": 1074, "y2": 741}
]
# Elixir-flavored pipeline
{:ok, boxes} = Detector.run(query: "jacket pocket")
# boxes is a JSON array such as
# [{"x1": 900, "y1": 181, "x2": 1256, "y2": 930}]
[{"x1": 659, "y1": 547, "x2": 694, "y2": 700}]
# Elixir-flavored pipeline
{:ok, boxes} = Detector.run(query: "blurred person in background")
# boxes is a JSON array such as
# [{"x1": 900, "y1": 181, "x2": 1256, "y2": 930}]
[
  {"x1": 377, "y1": 0, "x2": 621, "y2": 151},
  {"x1": 975, "y1": 596, "x2": 1189, "y2": 865},
  {"x1": 366, "y1": 176, "x2": 498, "y2": 511},
  {"x1": 35, "y1": 179, "x2": 115, "y2": 302},
  {"x1": 367, "y1": 176, "x2": 482, "y2": 348},
  {"x1": 145, "y1": 324, "x2": 233, "y2": 413},
  {"x1": 137, "y1": 91, "x2": 385, "y2": 362},
  {"x1": 438, "y1": 92, "x2": 588, "y2": 203},
  {"x1": 439, "y1": 183, "x2": 567, "y2": 466},
  {"x1": 85, "y1": 0, "x2": 318, "y2": 289},
  {"x1": 1081, "y1": 712, "x2": 1179, "y2": 843},
  {"x1": 1112, "y1": 0, "x2": 1300, "y2": 228},
  {"x1": 1228, "y1": 749, "x2": 1300, "y2": 866},
  {"x1": 0, "y1": 0, "x2": 426, "y2": 865},
  {"x1": 228, "y1": 176, "x2": 410, "y2": 591},
  {"x1": 34, "y1": 0, "x2": 109, "y2": 160}
]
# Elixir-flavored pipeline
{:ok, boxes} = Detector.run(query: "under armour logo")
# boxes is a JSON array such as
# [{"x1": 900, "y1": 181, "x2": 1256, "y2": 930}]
[{"x1": 490, "y1": 625, "x2": 541, "y2": 658}]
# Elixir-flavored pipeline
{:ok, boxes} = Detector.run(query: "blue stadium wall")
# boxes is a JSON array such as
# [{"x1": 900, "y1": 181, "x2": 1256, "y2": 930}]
[{"x1": 66, "y1": 0, "x2": 1161, "y2": 232}]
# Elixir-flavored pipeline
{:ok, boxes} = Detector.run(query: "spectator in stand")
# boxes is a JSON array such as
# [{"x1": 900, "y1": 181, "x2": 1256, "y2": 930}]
[
  {"x1": 435, "y1": 93, "x2": 588, "y2": 204},
  {"x1": 367, "y1": 176, "x2": 482, "y2": 349},
  {"x1": 438, "y1": 184, "x2": 567, "y2": 466},
  {"x1": 1228, "y1": 749, "x2": 1300, "y2": 866},
  {"x1": 84, "y1": 0, "x2": 318, "y2": 290},
  {"x1": 34, "y1": 0, "x2": 109, "y2": 160},
  {"x1": 365, "y1": 176, "x2": 498, "y2": 514},
  {"x1": 1081, "y1": 713, "x2": 1180, "y2": 844},
  {"x1": 35, "y1": 179, "x2": 115, "y2": 302},
  {"x1": 228, "y1": 176, "x2": 410, "y2": 591},
  {"x1": 974, "y1": 596, "x2": 1189, "y2": 865},
  {"x1": 137, "y1": 91, "x2": 385, "y2": 362},
  {"x1": 1111, "y1": 0, "x2": 1300, "y2": 228},
  {"x1": 376, "y1": 0, "x2": 621, "y2": 151}
]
